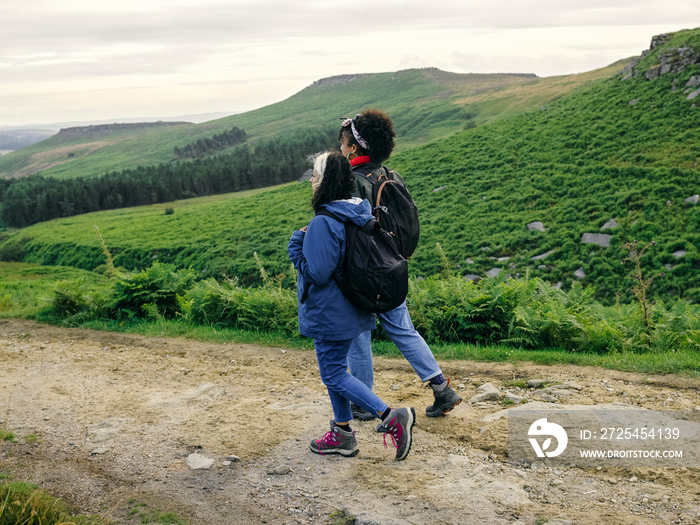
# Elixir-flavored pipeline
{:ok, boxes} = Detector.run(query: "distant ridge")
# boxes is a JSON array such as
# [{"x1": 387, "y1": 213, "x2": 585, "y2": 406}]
[
  {"x1": 55, "y1": 122, "x2": 191, "y2": 143},
  {"x1": 308, "y1": 67, "x2": 538, "y2": 90}
]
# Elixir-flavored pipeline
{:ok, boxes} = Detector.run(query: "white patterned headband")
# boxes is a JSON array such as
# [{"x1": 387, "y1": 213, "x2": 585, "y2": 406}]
[{"x1": 340, "y1": 115, "x2": 370, "y2": 150}]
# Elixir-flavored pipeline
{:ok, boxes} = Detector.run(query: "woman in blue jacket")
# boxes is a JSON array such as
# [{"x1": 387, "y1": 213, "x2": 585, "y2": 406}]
[{"x1": 288, "y1": 151, "x2": 415, "y2": 461}]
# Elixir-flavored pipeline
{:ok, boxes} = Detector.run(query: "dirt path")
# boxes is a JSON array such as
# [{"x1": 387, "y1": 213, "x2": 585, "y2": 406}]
[{"x1": 1, "y1": 319, "x2": 699, "y2": 524}]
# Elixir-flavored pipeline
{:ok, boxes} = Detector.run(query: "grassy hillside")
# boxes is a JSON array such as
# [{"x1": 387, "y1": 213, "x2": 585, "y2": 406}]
[
  {"x1": 1, "y1": 29, "x2": 698, "y2": 304},
  {"x1": 390, "y1": 28, "x2": 700, "y2": 303},
  {"x1": 0, "y1": 65, "x2": 626, "y2": 180}
]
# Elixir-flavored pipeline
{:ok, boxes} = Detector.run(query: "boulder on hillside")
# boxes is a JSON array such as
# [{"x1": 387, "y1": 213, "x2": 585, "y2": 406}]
[
  {"x1": 601, "y1": 219, "x2": 618, "y2": 230},
  {"x1": 574, "y1": 267, "x2": 585, "y2": 279},
  {"x1": 581, "y1": 233, "x2": 612, "y2": 248},
  {"x1": 684, "y1": 195, "x2": 699, "y2": 204},
  {"x1": 486, "y1": 268, "x2": 501, "y2": 278},
  {"x1": 527, "y1": 221, "x2": 546, "y2": 232},
  {"x1": 531, "y1": 250, "x2": 555, "y2": 261}
]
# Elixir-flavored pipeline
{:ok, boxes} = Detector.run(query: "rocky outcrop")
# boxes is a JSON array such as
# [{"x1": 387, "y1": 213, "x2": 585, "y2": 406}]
[
  {"x1": 646, "y1": 46, "x2": 700, "y2": 80},
  {"x1": 619, "y1": 32, "x2": 700, "y2": 82}
]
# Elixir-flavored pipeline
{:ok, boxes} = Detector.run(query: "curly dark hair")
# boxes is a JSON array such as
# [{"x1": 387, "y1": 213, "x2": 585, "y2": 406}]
[
  {"x1": 338, "y1": 109, "x2": 396, "y2": 164},
  {"x1": 311, "y1": 151, "x2": 355, "y2": 212}
]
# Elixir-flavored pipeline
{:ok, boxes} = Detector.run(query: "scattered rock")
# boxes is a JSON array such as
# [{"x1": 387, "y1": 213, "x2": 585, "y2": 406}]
[
  {"x1": 463, "y1": 274, "x2": 481, "y2": 282},
  {"x1": 527, "y1": 379, "x2": 546, "y2": 388},
  {"x1": 688, "y1": 88, "x2": 700, "y2": 101},
  {"x1": 504, "y1": 392, "x2": 525, "y2": 404},
  {"x1": 560, "y1": 382, "x2": 583, "y2": 391},
  {"x1": 186, "y1": 453, "x2": 215, "y2": 470},
  {"x1": 629, "y1": 99, "x2": 638, "y2": 105},
  {"x1": 486, "y1": 268, "x2": 501, "y2": 278},
  {"x1": 600, "y1": 219, "x2": 618, "y2": 230},
  {"x1": 269, "y1": 465, "x2": 292, "y2": 475},
  {"x1": 531, "y1": 250, "x2": 555, "y2": 260},
  {"x1": 574, "y1": 267, "x2": 585, "y2": 279},
  {"x1": 433, "y1": 186, "x2": 447, "y2": 192},
  {"x1": 581, "y1": 233, "x2": 612, "y2": 248},
  {"x1": 684, "y1": 194, "x2": 699, "y2": 204},
  {"x1": 465, "y1": 257, "x2": 474, "y2": 264},
  {"x1": 86, "y1": 419, "x2": 126, "y2": 443},
  {"x1": 550, "y1": 390, "x2": 574, "y2": 398},
  {"x1": 527, "y1": 221, "x2": 546, "y2": 232},
  {"x1": 470, "y1": 383, "x2": 501, "y2": 403},
  {"x1": 355, "y1": 514, "x2": 411, "y2": 525},
  {"x1": 673, "y1": 250, "x2": 686, "y2": 258},
  {"x1": 226, "y1": 454, "x2": 240, "y2": 462},
  {"x1": 542, "y1": 394, "x2": 558, "y2": 403},
  {"x1": 90, "y1": 448, "x2": 109, "y2": 456}
]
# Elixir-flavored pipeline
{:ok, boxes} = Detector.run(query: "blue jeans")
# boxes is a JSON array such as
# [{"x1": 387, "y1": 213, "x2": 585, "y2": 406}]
[
  {"x1": 347, "y1": 301, "x2": 442, "y2": 390},
  {"x1": 314, "y1": 339, "x2": 389, "y2": 423}
]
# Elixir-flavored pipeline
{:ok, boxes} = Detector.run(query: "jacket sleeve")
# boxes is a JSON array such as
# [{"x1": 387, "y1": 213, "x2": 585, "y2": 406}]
[
  {"x1": 293, "y1": 216, "x2": 342, "y2": 286},
  {"x1": 287, "y1": 229, "x2": 305, "y2": 266}
]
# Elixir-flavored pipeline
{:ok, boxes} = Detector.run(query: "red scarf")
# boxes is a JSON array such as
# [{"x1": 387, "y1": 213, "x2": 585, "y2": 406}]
[{"x1": 350, "y1": 155, "x2": 371, "y2": 167}]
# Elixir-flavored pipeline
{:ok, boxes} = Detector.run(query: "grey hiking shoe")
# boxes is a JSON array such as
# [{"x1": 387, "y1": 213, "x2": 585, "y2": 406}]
[
  {"x1": 309, "y1": 420, "x2": 359, "y2": 457},
  {"x1": 375, "y1": 407, "x2": 415, "y2": 460},
  {"x1": 426, "y1": 379, "x2": 462, "y2": 417},
  {"x1": 351, "y1": 403, "x2": 377, "y2": 421}
]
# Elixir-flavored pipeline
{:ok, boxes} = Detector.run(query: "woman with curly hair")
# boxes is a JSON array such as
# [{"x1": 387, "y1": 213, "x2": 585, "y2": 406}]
[
  {"x1": 338, "y1": 109, "x2": 462, "y2": 420},
  {"x1": 288, "y1": 150, "x2": 415, "y2": 460}
]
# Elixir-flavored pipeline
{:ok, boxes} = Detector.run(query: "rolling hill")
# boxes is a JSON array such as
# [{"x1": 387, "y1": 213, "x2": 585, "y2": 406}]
[
  {"x1": 1, "y1": 28, "x2": 699, "y2": 305},
  {"x1": 0, "y1": 64, "x2": 627, "y2": 181}
]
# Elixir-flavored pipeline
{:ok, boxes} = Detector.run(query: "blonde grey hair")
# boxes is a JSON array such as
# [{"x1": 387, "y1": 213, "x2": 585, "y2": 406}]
[{"x1": 312, "y1": 151, "x2": 331, "y2": 192}]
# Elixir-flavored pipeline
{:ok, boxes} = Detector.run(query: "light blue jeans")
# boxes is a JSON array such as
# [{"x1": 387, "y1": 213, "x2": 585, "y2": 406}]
[
  {"x1": 347, "y1": 301, "x2": 442, "y2": 390},
  {"x1": 315, "y1": 338, "x2": 389, "y2": 423}
]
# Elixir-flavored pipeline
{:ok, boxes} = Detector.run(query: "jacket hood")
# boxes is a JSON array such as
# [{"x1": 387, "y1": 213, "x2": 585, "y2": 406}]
[{"x1": 320, "y1": 197, "x2": 373, "y2": 228}]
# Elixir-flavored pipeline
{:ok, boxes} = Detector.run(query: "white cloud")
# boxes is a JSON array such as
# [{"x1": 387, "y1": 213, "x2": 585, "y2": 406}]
[{"x1": 0, "y1": 0, "x2": 698, "y2": 126}]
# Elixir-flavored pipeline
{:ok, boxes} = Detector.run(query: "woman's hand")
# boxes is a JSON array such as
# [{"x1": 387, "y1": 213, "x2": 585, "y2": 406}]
[{"x1": 300, "y1": 226, "x2": 308, "y2": 233}]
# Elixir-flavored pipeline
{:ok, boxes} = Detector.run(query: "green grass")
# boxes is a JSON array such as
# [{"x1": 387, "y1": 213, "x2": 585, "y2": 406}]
[
  {"x1": 0, "y1": 262, "x2": 111, "y2": 318},
  {"x1": 0, "y1": 182, "x2": 311, "y2": 287},
  {"x1": 371, "y1": 340, "x2": 700, "y2": 378},
  {"x1": 0, "y1": 477, "x2": 107, "y2": 525},
  {"x1": 0, "y1": 430, "x2": 17, "y2": 443}
]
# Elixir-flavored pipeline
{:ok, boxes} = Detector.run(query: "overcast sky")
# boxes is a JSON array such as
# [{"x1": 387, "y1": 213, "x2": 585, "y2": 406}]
[{"x1": 1, "y1": 0, "x2": 698, "y2": 127}]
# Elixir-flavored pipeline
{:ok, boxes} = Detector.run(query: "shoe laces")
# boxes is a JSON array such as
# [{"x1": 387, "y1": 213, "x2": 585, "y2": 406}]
[
  {"x1": 380, "y1": 417, "x2": 402, "y2": 450},
  {"x1": 316, "y1": 429, "x2": 338, "y2": 456}
]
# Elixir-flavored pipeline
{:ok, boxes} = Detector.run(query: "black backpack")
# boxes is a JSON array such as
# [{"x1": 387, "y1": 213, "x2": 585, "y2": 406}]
[
  {"x1": 315, "y1": 208, "x2": 408, "y2": 314},
  {"x1": 354, "y1": 167, "x2": 420, "y2": 258}
]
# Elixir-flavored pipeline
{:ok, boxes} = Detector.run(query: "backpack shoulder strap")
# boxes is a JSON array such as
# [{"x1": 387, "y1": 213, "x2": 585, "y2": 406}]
[{"x1": 315, "y1": 208, "x2": 342, "y2": 222}]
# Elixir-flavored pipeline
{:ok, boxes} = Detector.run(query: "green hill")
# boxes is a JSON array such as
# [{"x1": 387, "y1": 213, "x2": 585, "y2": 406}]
[
  {"x1": 0, "y1": 65, "x2": 626, "y2": 180},
  {"x1": 1, "y1": 28, "x2": 698, "y2": 305}
]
